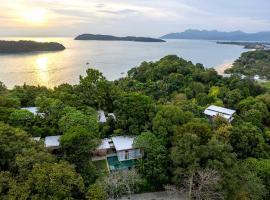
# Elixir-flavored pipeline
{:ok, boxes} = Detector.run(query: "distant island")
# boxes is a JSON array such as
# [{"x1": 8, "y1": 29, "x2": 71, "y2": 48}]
[
  {"x1": 217, "y1": 41, "x2": 270, "y2": 50},
  {"x1": 75, "y1": 34, "x2": 166, "y2": 42},
  {"x1": 0, "y1": 40, "x2": 65, "y2": 53},
  {"x1": 161, "y1": 29, "x2": 270, "y2": 41}
]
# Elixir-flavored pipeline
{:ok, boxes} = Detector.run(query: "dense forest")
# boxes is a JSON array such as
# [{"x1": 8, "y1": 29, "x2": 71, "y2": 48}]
[
  {"x1": 0, "y1": 40, "x2": 65, "y2": 53},
  {"x1": 1, "y1": 55, "x2": 270, "y2": 199},
  {"x1": 225, "y1": 50, "x2": 270, "y2": 79}
]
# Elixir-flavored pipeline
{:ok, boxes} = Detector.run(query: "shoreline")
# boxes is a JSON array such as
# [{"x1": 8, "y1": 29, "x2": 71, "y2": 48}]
[{"x1": 215, "y1": 62, "x2": 233, "y2": 75}]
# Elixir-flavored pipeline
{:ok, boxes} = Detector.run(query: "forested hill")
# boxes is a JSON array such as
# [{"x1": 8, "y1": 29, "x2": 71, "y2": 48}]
[
  {"x1": 1, "y1": 55, "x2": 270, "y2": 199},
  {"x1": 225, "y1": 50, "x2": 270, "y2": 79},
  {"x1": 75, "y1": 34, "x2": 166, "y2": 42},
  {"x1": 0, "y1": 40, "x2": 65, "y2": 53},
  {"x1": 161, "y1": 29, "x2": 270, "y2": 41}
]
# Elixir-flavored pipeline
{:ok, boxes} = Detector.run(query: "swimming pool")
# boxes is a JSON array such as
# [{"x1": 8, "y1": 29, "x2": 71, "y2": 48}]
[{"x1": 107, "y1": 156, "x2": 136, "y2": 171}]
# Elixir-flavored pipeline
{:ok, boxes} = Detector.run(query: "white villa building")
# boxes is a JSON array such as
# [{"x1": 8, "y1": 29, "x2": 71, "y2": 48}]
[
  {"x1": 21, "y1": 107, "x2": 45, "y2": 117},
  {"x1": 98, "y1": 110, "x2": 116, "y2": 123},
  {"x1": 44, "y1": 135, "x2": 61, "y2": 149},
  {"x1": 92, "y1": 136, "x2": 143, "y2": 171},
  {"x1": 204, "y1": 105, "x2": 236, "y2": 122}
]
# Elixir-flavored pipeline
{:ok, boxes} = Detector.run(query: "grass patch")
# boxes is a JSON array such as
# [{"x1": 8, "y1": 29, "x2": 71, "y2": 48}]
[
  {"x1": 94, "y1": 159, "x2": 109, "y2": 174},
  {"x1": 260, "y1": 81, "x2": 270, "y2": 90}
]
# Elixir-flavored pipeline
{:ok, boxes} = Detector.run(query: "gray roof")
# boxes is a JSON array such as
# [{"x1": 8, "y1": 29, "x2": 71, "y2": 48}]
[
  {"x1": 32, "y1": 137, "x2": 41, "y2": 142},
  {"x1": 97, "y1": 138, "x2": 111, "y2": 150},
  {"x1": 45, "y1": 135, "x2": 60, "y2": 148},
  {"x1": 112, "y1": 136, "x2": 136, "y2": 151},
  {"x1": 21, "y1": 107, "x2": 38, "y2": 115},
  {"x1": 204, "y1": 105, "x2": 236, "y2": 120},
  {"x1": 108, "y1": 113, "x2": 116, "y2": 120},
  {"x1": 98, "y1": 110, "x2": 107, "y2": 123}
]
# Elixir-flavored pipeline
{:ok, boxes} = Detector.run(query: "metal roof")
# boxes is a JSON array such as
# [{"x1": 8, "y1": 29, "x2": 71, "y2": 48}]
[
  {"x1": 21, "y1": 107, "x2": 38, "y2": 115},
  {"x1": 45, "y1": 135, "x2": 60, "y2": 148},
  {"x1": 204, "y1": 105, "x2": 236, "y2": 121},
  {"x1": 32, "y1": 137, "x2": 41, "y2": 142},
  {"x1": 111, "y1": 136, "x2": 135, "y2": 151},
  {"x1": 97, "y1": 138, "x2": 111, "y2": 150},
  {"x1": 108, "y1": 113, "x2": 116, "y2": 120},
  {"x1": 98, "y1": 110, "x2": 107, "y2": 123}
]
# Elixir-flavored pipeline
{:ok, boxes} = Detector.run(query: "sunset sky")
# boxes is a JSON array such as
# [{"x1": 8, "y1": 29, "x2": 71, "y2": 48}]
[{"x1": 1, "y1": 0, "x2": 270, "y2": 37}]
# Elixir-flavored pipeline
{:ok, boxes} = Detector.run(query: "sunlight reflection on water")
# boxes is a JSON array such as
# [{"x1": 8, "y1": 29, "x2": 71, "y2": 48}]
[
  {"x1": 36, "y1": 56, "x2": 50, "y2": 87},
  {"x1": 0, "y1": 37, "x2": 247, "y2": 88}
]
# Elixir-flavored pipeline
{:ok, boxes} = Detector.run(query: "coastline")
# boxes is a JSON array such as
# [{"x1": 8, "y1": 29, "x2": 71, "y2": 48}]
[{"x1": 215, "y1": 62, "x2": 233, "y2": 75}]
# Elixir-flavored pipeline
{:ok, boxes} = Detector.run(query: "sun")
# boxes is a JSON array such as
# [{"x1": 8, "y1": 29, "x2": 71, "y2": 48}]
[{"x1": 22, "y1": 8, "x2": 47, "y2": 25}]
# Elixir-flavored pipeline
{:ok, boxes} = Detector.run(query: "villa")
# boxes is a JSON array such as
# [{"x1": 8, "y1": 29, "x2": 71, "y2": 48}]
[
  {"x1": 44, "y1": 135, "x2": 61, "y2": 150},
  {"x1": 98, "y1": 110, "x2": 116, "y2": 123},
  {"x1": 92, "y1": 136, "x2": 143, "y2": 171},
  {"x1": 21, "y1": 107, "x2": 45, "y2": 117},
  {"x1": 204, "y1": 105, "x2": 236, "y2": 122}
]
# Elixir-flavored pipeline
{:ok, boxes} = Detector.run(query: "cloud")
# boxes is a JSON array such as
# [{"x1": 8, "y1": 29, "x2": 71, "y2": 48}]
[{"x1": 0, "y1": 0, "x2": 269, "y2": 36}]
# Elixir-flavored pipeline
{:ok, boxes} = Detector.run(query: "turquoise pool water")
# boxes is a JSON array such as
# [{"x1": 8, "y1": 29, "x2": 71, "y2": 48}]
[{"x1": 107, "y1": 156, "x2": 136, "y2": 171}]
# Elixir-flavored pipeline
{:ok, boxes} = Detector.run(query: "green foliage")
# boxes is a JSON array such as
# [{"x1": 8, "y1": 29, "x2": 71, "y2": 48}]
[
  {"x1": 135, "y1": 132, "x2": 168, "y2": 187},
  {"x1": 229, "y1": 123, "x2": 269, "y2": 159},
  {"x1": 77, "y1": 68, "x2": 117, "y2": 110},
  {"x1": 114, "y1": 92, "x2": 155, "y2": 135},
  {"x1": 224, "y1": 160, "x2": 267, "y2": 200},
  {"x1": 0, "y1": 96, "x2": 20, "y2": 108},
  {"x1": 0, "y1": 81, "x2": 7, "y2": 94},
  {"x1": 0, "y1": 107, "x2": 15, "y2": 122},
  {"x1": 59, "y1": 107, "x2": 99, "y2": 134},
  {"x1": 86, "y1": 183, "x2": 108, "y2": 200},
  {"x1": 0, "y1": 123, "x2": 32, "y2": 171},
  {"x1": 225, "y1": 50, "x2": 270, "y2": 79},
  {"x1": 8, "y1": 110, "x2": 35, "y2": 128},
  {"x1": 152, "y1": 105, "x2": 193, "y2": 144},
  {"x1": 23, "y1": 162, "x2": 85, "y2": 199},
  {"x1": 171, "y1": 120, "x2": 236, "y2": 184},
  {"x1": 11, "y1": 84, "x2": 52, "y2": 106}
]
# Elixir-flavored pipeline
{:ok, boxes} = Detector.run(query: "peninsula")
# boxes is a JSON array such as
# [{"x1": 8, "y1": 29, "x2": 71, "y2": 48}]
[
  {"x1": 75, "y1": 34, "x2": 166, "y2": 42},
  {"x1": 0, "y1": 40, "x2": 65, "y2": 53},
  {"x1": 217, "y1": 41, "x2": 270, "y2": 50}
]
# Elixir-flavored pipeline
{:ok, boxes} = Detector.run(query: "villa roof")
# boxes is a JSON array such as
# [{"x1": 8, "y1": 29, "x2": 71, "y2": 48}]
[
  {"x1": 108, "y1": 113, "x2": 116, "y2": 120},
  {"x1": 97, "y1": 138, "x2": 111, "y2": 150},
  {"x1": 98, "y1": 110, "x2": 107, "y2": 123},
  {"x1": 32, "y1": 137, "x2": 41, "y2": 142},
  {"x1": 204, "y1": 105, "x2": 236, "y2": 120},
  {"x1": 45, "y1": 135, "x2": 60, "y2": 148},
  {"x1": 21, "y1": 107, "x2": 38, "y2": 115},
  {"x1": 112, "y1": 136, "x2": 135, "y2": 151}
]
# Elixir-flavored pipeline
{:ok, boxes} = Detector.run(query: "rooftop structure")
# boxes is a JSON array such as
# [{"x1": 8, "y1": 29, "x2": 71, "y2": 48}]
[
  {"x1": 32, "y1": 137, "x2": 41, "y2": 142},
  {"x1": 93, "y1": 136, "x2": 142, "y2": 171},
  {"x1": 45, "y1": 135, "x2": 60, "y2": 149},
  {"x1": 204, "y1": 105, "x2": 236, "y2": 122},
  {"x1": 21, "y1": 107, "x2": 39, "y2": 115},
  {"x1": 21, "y1": 107, "x2": 45, "y2": 117},
  {"x1": 112, "y1": 136, "x2": 135, "y2": 151},
  {"x1": 98, "y1": 110, "x2": 107, "y2": 123}
]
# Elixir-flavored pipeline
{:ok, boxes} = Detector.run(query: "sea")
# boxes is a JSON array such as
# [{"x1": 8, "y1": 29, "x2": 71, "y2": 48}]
[{"x1": 0, "y1": 37, "x2": 247, "y2": 88}]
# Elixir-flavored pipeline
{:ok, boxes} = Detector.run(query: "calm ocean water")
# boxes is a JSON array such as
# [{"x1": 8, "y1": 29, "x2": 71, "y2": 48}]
[{"x1": 0, "y1": 37, "x2": 247, "y2": 88}]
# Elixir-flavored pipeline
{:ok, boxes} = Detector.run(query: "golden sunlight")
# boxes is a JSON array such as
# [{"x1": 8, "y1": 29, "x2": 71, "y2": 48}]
[
  {"x1": 22, "y1": 8, "x2": 47, "y2": 25},
  {"x1": 36, "y1": 57, "x2": 49, "y2": 71},
  {"x1": 36, "y1": 56, "x2": 50, "y2": 86}
]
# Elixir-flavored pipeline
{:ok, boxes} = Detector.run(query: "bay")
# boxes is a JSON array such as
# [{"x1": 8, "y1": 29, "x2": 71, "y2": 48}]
[{"x1": 0, "y1": 37, "x2": 246, "y2": 88}]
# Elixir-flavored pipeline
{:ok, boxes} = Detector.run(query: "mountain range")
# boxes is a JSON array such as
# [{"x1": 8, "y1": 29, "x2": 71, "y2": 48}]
[{"x1": 161, "y1": 29, "x2": 270, "y2": 41}]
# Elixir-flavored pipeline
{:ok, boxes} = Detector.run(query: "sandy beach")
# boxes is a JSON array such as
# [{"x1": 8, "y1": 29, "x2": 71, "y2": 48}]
[{"x1": 215, "y1": 62, "x2": 233, "y2": 75}]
